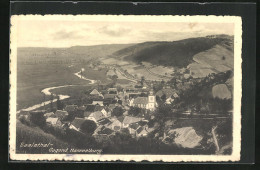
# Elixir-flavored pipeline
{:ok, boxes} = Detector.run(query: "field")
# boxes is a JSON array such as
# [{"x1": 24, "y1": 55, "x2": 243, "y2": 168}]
[
  {"x1": 188, "y1": 45, "x2": 233, "y2": 78},
  {"x1": 79, "y1": 66, "x2": 112, "y2": 84},
  {"x1": 168, "y1": 117, "x2": 232, "y2": 152},
  {"x1": 17, "y1": 63, "x2": 89, "y2": 110}
]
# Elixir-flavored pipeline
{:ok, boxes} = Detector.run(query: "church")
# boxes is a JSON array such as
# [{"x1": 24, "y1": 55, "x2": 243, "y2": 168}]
[{"x1": 129, "y1": 92, "x2": 156, "y2": 111}]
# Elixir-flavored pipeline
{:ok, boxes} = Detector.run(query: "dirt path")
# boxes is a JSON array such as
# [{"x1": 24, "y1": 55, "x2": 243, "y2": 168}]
[{"x1": 111, "y1": 65, "x2": 138, "y2": 83}]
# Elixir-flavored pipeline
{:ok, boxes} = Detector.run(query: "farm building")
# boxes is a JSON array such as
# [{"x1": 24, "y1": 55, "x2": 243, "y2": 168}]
[
  {"x1": 46, "y1": 117, "x2": 62, "y2": 127},
  {"x1": 90, "y1": 89, "x2": 104, "y2": 98},
  {"x1": 55, "y1": 110, "x2": 69, "y2": 120},
  {"x1": 84, "y1": 104, "x2": 108, "y2": 117},
  {"x1": 130, "y1": 92, "x2": 156, "y2": 110},
  {"x1": 64, "y1": 105, "x2": 78, "y2": 113},
  {"x1": 69, "y1": 118, "x2": 86, "y2": 132},
  {"x1": 86, "y1": 111, "x2": 106, "y2": 123}
]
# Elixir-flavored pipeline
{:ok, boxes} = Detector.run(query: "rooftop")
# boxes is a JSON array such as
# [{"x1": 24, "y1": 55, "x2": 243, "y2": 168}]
[
  {"x1": 71, "y1": 118, "x2": 85, "y2": 129},
  {"x1": 55, "y1": 110, "x2": 68, "y2": 118},
  {"x1": 123, "y1": 116, "x2": 142, "y2": 125},
  {"x1": 85, "y1": 104, "x2": 104, "y2": 112},
  {"x1": 89, "y1": 111, "x2": 105, "y2": 121},
  {"x1": 90, "y1": 89, "x2": 101, "y2": 95},
  {"x1": 133, "y1": 97, "x2": 148, "y2": 105},
  {"x1": 156, "y1": 88, "x2": 176, "y2": 98},
  {"x1": 64, "y1": 105, "x2": 78, "y2": 112}
]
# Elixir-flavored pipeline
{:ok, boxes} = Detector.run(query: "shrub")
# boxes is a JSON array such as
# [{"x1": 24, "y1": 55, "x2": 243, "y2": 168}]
[
  {"x1": 112, "y1": 106, "x2": 124, "y2": 117},
  {"x1": 80, "y1": 119, "x2": 97, "y2": 135}
]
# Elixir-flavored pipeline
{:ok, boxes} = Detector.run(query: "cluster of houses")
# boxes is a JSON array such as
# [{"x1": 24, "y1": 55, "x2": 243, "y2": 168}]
[
  {"x1": 19, "y1": 83, "x2": 183, "y2": 143},
  {"x1": 33, "y1": 86, "x2": 160, "y2": 141}
]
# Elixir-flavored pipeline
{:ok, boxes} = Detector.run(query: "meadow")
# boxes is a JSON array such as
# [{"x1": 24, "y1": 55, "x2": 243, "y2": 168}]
[{"x1": 17, "y1": 63, "x2": 89, "y2": 110}]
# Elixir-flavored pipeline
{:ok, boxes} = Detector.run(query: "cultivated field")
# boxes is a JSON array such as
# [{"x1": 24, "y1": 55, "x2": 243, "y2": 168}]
[{"x1": 188, "y1": 45, "x2": 233, "y2": 78}]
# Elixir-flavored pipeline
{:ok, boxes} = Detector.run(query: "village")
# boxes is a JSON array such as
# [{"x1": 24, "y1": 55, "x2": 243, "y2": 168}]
[
  {"x1": 19, "y1": 79, "x2": 182, "y2": 142},
  {"x1": 17, "y1": 59, "x2": 233, "y2": 153}
]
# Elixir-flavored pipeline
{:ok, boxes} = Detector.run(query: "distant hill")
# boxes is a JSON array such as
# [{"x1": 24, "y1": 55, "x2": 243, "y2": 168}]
[
  {"x1": 18, "y1": 44, "x2": 134, "y2": 60},
  {"x1": 67, "y1": 44, "x2": 135, "y2": 58},
  {"x1": 112, "y1": 34, "x2": 233, "y2": 68}
]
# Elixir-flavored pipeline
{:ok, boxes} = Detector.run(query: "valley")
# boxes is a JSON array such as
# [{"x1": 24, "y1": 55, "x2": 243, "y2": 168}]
[{"x1": 16, "y1": 34, "x2": 234, "y2": 155}]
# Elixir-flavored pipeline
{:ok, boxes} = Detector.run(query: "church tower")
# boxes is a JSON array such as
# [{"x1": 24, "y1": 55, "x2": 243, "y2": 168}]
[{"x1": 148, "y1": 91, "x2": 155, "y2": 110}]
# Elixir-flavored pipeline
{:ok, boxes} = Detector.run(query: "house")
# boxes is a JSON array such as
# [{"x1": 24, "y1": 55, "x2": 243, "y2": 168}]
[
  {"x1": 87, "y1": 111, "x2": 106, "y2": 122},
  {"x1": 106, "y1": 117, "x2": 123, "y2": 131},
  {"x1": 123, "y1": 111, "x2": 128, "y2": 116},
  {"x1": 30, "y1": 110, "x2": 46, "y2": 116},
  {"x1": 69, "y1": 118, "x2": 86, "y2": 132},
  {"x1": 93, "y1": 134, "x2": 110, "y2": 143},
  {"x1": 107, "y1": 88, "x2": 118, "y2": 94},
  {"x1": 55, "y1": 110, "x2": 69, "y2": 120},
  {"x1": 93, "y1": 125, "x2": 105, "y2": 135},
  {"x1": 128, "y1": 122, "x2": 140, "y2": 135},
  {"x1": 108, "y1": 103, "x2": 118, "y2": 111},
  {"x1": 156, "y1": 88, "x2": 176, "y2": 99},
  {"x1": 124, "y1": 87, "x2": 138, "y2": 94},
  {"x1": 64, "y1": 105, "x2": 78, "y2": 113},
  {"x1": 44, "y1": 112, "x2": 54, "y2": 118},
  {"x1": 98, "y1": 128, "x2": 114, "y2": 135},
  {"x1": 97, "y1": 118, "x2": 111, "y2": 126},
  {"x1": 131, "y1": 92, "x2": 156, "y2": 110},
  {"x1": 90, "y1": 89, "x2": 104, "y2": 98},
  {"x1": 122, "y1": 116, "x2": 143, "y2": 128},
  {"x1": 76, "y1": 106, "x2": 86, "y2": 118},
  {"x1": 92, "y1": 100, "x2": 104, "y2": 106},
  {"x1": 136, "y1": 126, "x2": 155, "y2": 138},
  {"x1": 46, "y1": 117, "x2": 62, "y2": 127},
  {"x1": 104, "y1": 94, "x2": 118, "y2": 100},
  {"x1": 165, "y1": 97, "x2": 174, "y2": 104},
  {"x1": 184, "y1": 74, "x2": 191, "y2": 79},
  {"x1": 84, "y1": 104, "x2": 108, "y2": 117},
  {"x1": 156, "y1": 88, "x2": 179, "y2": 104}
]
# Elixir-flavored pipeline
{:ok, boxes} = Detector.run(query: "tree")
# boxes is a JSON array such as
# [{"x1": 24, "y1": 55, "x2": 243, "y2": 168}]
[
  {"x1": 80, "y1": 120, "x2": 97, "y2": 135},
  {"x1": 112, "y1": 106, "x2": 124, "y2": 117},
  {"x1": 30, "y1": 111, "x2": 46, "y2": 128},
  {"x1": 111, "y1": 75, "x2": 118, "y2": 84},
  {"x1": 141, "y1": 76, "x2": 145, "y2": 86},
  {"x1": 56, "y1": 96, "x2": 64, "y2": 110},
  {"x1": 222, "y1": 56, "x2": 226, "y2": 60},
  {"x1": 50, "y1": 93, "x2": 54, "y2": 112},
  {"x1": 128, "y1": 106, "x2": 145, "y2": 117},
  {"x1": 161, "y1": 94, "x2": 167, "y2": 102},
  {"x1": 128, "y1": 106, "x2": 140, "y2": 117},
  {"x1": 140, "y1": 92, "x2": 147, "y2": 97},
  {"x1": 118, "y1": 100, "x2": 123, "y2": 105}
]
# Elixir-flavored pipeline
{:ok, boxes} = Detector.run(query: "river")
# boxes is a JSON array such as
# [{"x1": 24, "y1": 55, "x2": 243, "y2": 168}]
[{"x1": 17, "y1": 69, "x2": 95, "y2": 113}]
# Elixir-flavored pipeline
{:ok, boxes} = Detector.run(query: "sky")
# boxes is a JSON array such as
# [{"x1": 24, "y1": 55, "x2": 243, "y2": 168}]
[{"x1": 15, "y1": 17, "x2": 234, "y2": 48}]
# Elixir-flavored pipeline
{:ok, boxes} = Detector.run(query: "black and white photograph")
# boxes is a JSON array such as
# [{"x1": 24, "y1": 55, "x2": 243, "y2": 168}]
[{"x1": 9, "y1": 15, "x2": 242, "y2": 162}]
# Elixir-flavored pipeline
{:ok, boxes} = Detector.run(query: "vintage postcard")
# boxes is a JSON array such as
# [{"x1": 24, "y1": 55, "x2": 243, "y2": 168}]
[{"x1": 9, "y1": 15, "x2": 242, "y2": 162}]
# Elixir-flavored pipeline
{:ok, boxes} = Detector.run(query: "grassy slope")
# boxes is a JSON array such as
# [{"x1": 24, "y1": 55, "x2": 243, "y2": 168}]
[
  {"x1": 113, "y1": 35, "x2": 233, "y2": 68},
  {"x1": 188, "y1": 44, "x2": 233, "y2": 78},
  {"x1": 17, "y1": 44, "x2": 132, "y2": 110},
  {"x1": 17, "y1": 63, "x2": 89, "y2": 110},
  {"x1": 16, "y1": 120, "x2": 69, "y2": 153}
]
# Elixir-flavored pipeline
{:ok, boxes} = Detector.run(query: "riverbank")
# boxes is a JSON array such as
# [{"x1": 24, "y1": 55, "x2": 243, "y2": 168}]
[{"x1": 17, "y1": 68, "x2": 96, "y2": 113}]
